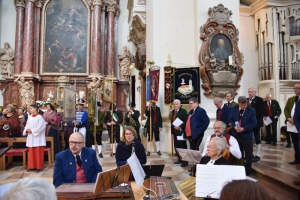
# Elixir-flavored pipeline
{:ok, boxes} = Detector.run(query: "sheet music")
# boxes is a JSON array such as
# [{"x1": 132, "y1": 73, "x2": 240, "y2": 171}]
[
  {"x1": 172, "y1": 117, "x2": 183, "y2": 127},
  {"x1": 176, "y1": 136, "x2": 186, "y2": 141},
  {"x1": 176, "y1": 148, "x2": 202, "y2": 163},
  {"x1": 287, "y1": 122, "x2": 298, "y2": 133},
  {"x1": 263, "y1": 116, "x2": 272, "y2": 126},
  {"x1": 127, "y1": 153, "x2": 145, "y2": 187},
  {"x1": 195, "y1": 165, "x2": 246, "y2": 199}
]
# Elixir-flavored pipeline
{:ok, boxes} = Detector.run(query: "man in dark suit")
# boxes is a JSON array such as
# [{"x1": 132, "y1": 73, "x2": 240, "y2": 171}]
[
  {"x1": 284, "y1": 83, "x2": 300, "y2": 164},
  {"x1": 293, "y1": 100, "x2": 300, "y2": 185},
  {"x1": 214, "y1": 97, "x2": 231, "y2": 126},
  {"x1": 226, "y1": 92, "x2": 238, "y2": 107},
  {"x1": 169, "y1": 99, "x2": 188, "y2": 167},
  {"x1": 185, "y1": 97, "x2": 210, "y2": 150},
  {"x1": 124, "y1": 102, "x2": 141, "y2": 141},
  {"x1": 229, "y1": 96, "x2": 257, "y2": 175},
  {"x1": 247, "y1": 87, "x2": 264, "y2": 162},
  {"x1": 105, "y1": 103, "x2": 123, "y2": 155},
  {"x1": 263, "y1": 94, "x2": 282, "y2": 146},
  {"x1": 145, "y1": 101, "x2": 163, "y2": 156},
  {"x1": 53, "y1": 132, "x2": 103, "y2": 188}
]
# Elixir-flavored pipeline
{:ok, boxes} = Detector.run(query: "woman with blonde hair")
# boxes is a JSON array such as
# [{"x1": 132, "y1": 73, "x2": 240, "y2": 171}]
[{"x1": 115, "y1": 126, "x2": 146, "y2": 166}]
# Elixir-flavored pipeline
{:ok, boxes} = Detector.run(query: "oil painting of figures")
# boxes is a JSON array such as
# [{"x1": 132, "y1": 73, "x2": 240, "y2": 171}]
[{"x1": 43, "y1": 0, "x2": 89, "y2": 74}]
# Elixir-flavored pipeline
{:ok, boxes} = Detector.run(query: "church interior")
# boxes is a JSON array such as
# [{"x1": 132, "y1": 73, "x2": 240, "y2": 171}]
[{"x1": 0, "y1": 0, "x2": 300, "y2": 199}]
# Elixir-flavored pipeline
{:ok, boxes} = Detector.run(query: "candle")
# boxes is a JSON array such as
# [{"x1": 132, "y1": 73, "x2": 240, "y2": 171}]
[{"x1": 228, "y1": 56, "x2": 233, "y2": 66}]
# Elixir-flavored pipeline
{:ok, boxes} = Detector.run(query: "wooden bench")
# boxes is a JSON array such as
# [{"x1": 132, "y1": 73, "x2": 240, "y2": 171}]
[{"x1": 0, "y1": 137, "x2": 54, "y2": 170}]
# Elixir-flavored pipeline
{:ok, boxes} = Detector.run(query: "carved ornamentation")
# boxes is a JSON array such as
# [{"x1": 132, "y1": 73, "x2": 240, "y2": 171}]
[
  {"x1": 199, "y1": 4, "x2": 244, "y2": 97},
  {"x1": 137, "y1": 0, "x2": 146, "y2": 6},
  {"x1": 128, "y1": 15, "x2": 146, "y2": 46},
  {"x1": 35, "y1": 0, "x2": 43, "y2": 8},
  {"x1": 14, "y1": 0, "x2": 25, "y2": 8},
  {"x1": 14, "y1": 76, "x2": 34, "y2": 106},
  {"x1": 91, "y1": 0, "x2": 103, "y2": 7},
  {"x1": 207, "y1": 3, "x2": 232, "y2": 25},
  {"x1": 104, "y1": 0, "x2": 117, "y2": 12},
  {"x1": 119, "y1": 46, "x2": 132, "y2": 81}
]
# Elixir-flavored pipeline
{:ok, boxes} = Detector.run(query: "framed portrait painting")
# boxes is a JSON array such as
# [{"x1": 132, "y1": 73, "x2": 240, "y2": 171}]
[
  {"x1": 41, "y1": 0, "x2": 90, "y2": 75},
  {"x1": 209, "y1": 34, "x2": 233, "y2": 64},
  {"x1": 103, "y1": 79, "x2": 113, "y2": 103}
]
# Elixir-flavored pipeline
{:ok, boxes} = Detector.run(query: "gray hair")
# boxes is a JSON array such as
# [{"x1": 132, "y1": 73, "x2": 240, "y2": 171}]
[
  {"x1": 211, "y1": 137, "x2": 226, "y2": 154},
  {"x1": 2, "y1": 178, "x2": 57, "y2": 200},
  {"x1": 71, "y1": 132, "x2": 85, "y2": 142},
  {"x1": 238, "y1": 96, "x2": 248, "y2": 103},
  {"x1": 248, "y1": 87, "x2": 257, "y2": 93},
  {"x1": 226, "y1": 91, "x2": 235, "y2": 98},
  {"x1": 173, "y1": 99, "x2": 181, "y2": 104},
  {"x1": 214, "y1": 97, "x2": 223, "y2": 104},
  {"x1": 214, "y1": 121, "x2": 227, "y2": 130},
  {"x1": 265, "y1": 94, "x2": 272, "y2": 98}
]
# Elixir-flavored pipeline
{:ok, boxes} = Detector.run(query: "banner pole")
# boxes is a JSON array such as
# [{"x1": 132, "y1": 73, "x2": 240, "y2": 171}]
[{"x1": 111, "y1": 72, "x2": 114, "y2": 156}]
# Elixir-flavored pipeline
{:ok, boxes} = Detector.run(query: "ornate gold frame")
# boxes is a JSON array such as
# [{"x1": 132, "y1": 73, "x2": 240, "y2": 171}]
[
  {"x1": 199, "y1": 4, "x2": 244, "y2": 97},
  {"x1": 40, "y1": 0, "x2": 91, "y2": 76}
]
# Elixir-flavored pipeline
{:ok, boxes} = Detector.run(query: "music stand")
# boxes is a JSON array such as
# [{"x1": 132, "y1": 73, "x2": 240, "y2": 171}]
[{"x1": 129, "y1": 164, "x2": 165, "y2": 181}]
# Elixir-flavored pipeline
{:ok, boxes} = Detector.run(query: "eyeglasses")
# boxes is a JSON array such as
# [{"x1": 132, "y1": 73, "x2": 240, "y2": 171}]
[
  {"x1": 125, "y1": 132, "x2": 133, "y2": 136},
  {"x1": 69, "y1": 141, "x2": 84, "y2": 145}
]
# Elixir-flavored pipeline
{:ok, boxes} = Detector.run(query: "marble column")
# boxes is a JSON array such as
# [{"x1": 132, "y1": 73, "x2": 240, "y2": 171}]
[
  {"x1": 22, "y1": 0, "x2": 35, "y2": 74},
  {"x1": 105, "y1": 0, "x2": 117, "y2": 77},
  {"x1": 100, "y1": 5, "x2": 106, "y2": 75},
  {"x1": 90, "y1": 0, "x2": 102, "y2": 75},
  {"x1": 114, "y1": 5, "x2": 120, "y2": 78},
  {"x1": 33, "y1": 0, "x2": 42, "y2": 74},
  {"x1": 13, "y1": 0, "x2": 26, "y2": 75}
]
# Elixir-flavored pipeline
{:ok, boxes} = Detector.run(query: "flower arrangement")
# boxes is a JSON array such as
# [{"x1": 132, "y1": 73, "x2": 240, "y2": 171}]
[{"x1": 36, "y1": 100, "x2": 48, "y2": 107}]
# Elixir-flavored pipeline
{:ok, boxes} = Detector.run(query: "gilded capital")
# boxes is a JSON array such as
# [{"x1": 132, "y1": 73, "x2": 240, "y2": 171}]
[
  {"x1": 91, "y1": 0, "x2": 103, "y2": 8},
  {"x1": 14, "y1": 0, "x2": 25, "y2": 8},
  {"x1": 104, "y1": 0, "x2": 117, "y2": 12}
]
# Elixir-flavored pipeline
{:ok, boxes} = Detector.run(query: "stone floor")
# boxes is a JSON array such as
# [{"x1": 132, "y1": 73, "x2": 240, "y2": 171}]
[{"x1": 0, "y1": 141, "x2": 300, "y2": 199}]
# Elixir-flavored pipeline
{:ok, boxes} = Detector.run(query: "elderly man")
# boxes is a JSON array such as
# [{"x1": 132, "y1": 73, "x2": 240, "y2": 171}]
[
  {"x1": 284, "y1": 83, "x2": 300, "y2": 164},
  {"x1": 53, "y1": 132, "x2": 103, "y2": 188},
  {"x1": 169, "y1": 99, "x2": 188, "y2": 167},
  {"x1": 247, "y1": 87, "x2": 264, "y2": 162},
  {"x1": 185, "y1": 97, "x2": 210, "y2": 150},
  {"x1": 229, "y1": 96, "x2": 257, "y2": 175},
  {"x1": 202, "y1": 121, "x2": 242, "y2": 163},
  {"x1": 263, "y1": 94, "x2": 282, "y2": 146},
  {"x1": 226, "y1": 92, "x2": 238, "y2": 107},
  {"x1": 214, "y1": 97, "x2": 231, "y2": 126}
]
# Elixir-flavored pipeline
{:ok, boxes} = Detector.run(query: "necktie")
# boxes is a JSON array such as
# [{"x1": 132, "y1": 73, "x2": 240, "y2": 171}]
[
  {"x1": 76, "y1": 155, "x2": 82, "y2": 167},
  {"x1": 174, "y1": 110, "x2": 178, "y2": 115},
  {"x1": 227, "y1": 102, "x2": 230, "y2": 105}
]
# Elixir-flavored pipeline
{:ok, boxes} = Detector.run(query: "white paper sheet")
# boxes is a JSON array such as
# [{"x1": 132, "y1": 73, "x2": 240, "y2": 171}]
[
  {"x1": 177, "y1": 136, "x2": 186, "y2": 141},
  {"x1": 172, "y1": 118, "x2": 183, "y2": 127},
  {"x1": 195, "y1": 165, "x2": 246, "y2": 199},
  {"x1": 127, "y1": 153, "x2": 145, "y2": 187},
  {"x1": 263, "y1": 116, "x2": 273, "y2": 126},
  {"x1": 287, "y1": 122, "x2": 298, "y2": 133}
]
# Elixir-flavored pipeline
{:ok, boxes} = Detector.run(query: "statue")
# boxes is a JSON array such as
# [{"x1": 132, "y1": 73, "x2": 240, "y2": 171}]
[
  {"x1": 14, "y1": 76, "x2": 34, "y2": 106},
  {"x1": 0, "y1": 42, "x2": 14, "y2": 78},
  {"x1": 118, "y1": 46, "x2": 132, "y2": 81},
  {"x1": 47, "y1": 90, "x2": 54, "y2": 102},
  {"x1": 86, "y1": 77, "x2": 103, "y2": 103}
]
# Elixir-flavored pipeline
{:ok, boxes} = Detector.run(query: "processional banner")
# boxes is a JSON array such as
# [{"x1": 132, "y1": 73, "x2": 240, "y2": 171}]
[
  {"x1": 149, "y1": 68, "x2": 160, "y2": 102},
  {"x1": 63, "y1": 86, "x2": 76, "y2": 122},
  {"x1": 164, "y1": 66, "x2": 173, "y2": 105},
  {"x1": 173, "y1": 67, "x2": 200, "y2": 104}
]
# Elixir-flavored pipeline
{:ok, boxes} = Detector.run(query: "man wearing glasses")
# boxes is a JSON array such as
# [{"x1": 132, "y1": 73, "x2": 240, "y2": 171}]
[{"x1": 53, "y1": 132, "x2": 103, "y2": 187}]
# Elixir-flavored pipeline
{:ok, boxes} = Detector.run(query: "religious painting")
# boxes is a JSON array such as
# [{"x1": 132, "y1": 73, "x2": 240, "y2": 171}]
[
  {"x1": 209, "y1": 34, "x2": 233, "y2": 64},
  {"x1": 103, "y1": 79, "x2": 113, "y2": 103},
  {"x1": 173, "y1": 67, "x2": 200, "y2": 104},
  {"x1": 63, "y1": 86, "x2": 76, "y2": 122},
  {"x1": 41, "y1": 0, "x2": 90, "y2": 75}
]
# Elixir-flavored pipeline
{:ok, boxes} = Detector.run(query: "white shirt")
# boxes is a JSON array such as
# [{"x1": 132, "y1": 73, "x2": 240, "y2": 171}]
[{"x1": 202, "y1": 134, "x2": 242, "y2": 159}]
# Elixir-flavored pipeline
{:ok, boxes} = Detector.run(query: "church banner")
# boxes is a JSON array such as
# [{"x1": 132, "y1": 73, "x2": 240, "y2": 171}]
[
  {"x1": 173, "y1": 67, "x2": 200, "y2": 104},
  {"x1": 150, "y1": 68, "x2": 160, "y2": 102},
  {"x1": 103, "y1": 78, "x2": 113, "y2": 103},
  {"x1": 87, "y1": 93, "x2": 96, "y2": 118},
  {"x1": 164, "y1": 66, "x2": 173, "y2": 105},
  {"x1": 146, "y1": 75, "x2": 150, "y2": 101}
]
